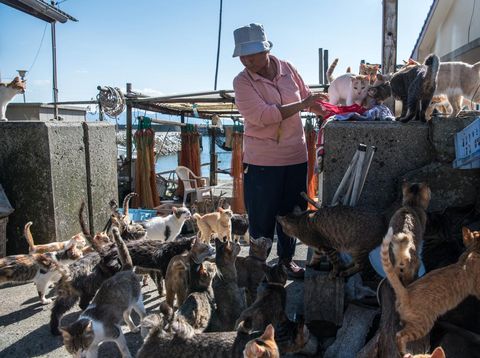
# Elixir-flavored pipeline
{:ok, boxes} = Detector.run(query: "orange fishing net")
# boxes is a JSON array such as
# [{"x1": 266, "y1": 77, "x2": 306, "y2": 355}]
[
  {"x1": 134, "y1": 118, "x2": 160, "y2": 208},
  {"x1": 305, "y1": 119, "x2": 318, "y2": 210},
  {"x1": 177, "y1": 125, "x2": 202, "y2": 197},
  {"x1": 231, "y1": 128, "x2": 245, "y2": 214}
]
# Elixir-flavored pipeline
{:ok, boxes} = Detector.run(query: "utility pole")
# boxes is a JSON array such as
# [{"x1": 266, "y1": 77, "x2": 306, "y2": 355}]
[
  {"x1": 51, "y1": 1, "x2": 59, "y2": 119},
  {"x1": 382, "y1": 0, "x2": 398, "y2": 111}
]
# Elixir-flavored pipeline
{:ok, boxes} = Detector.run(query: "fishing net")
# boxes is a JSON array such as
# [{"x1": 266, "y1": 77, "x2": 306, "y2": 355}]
[{"x1": 177, "y1": 124, "x2": 202, "y2": 197}]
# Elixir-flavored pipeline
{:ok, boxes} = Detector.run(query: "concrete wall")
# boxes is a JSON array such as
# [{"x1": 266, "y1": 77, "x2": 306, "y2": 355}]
[
  {"x1": 0, "y1": 121, "x2": 117, "y2": 254},
  {"x1": 6, "y1": 103, "x2": 87, "y2": 122}
]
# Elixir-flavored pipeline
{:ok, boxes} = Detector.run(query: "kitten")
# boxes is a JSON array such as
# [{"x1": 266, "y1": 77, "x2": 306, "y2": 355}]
[
  {"x1": 142, "y1": 206, "x2": 191, "y2": 241},
  {"x1": 236, "y1": 237, "x2": 272, "y2": 306},
  {"x1": 390, "y1": 53, "x2": 440, "y2": 122},
  {"x1": 243, "y1": 324, "x2": 279, "y2": 358},
  {"x1": 60, "y1": 227, "x2": 145, "y2": 358},
  {"x1": 236, "y1": 263, "x2": 288, "y2": 333},
  {"x1": 404, "y1": 346, "x2": 446, "y2": 358},
  {"x1": 194, "y1": 206, "x2": 234, "y2": 243},
  {"x1": 164, "y1": 237, "x2": 215, "y2": 308},
  {"x1": 380, "y1": 227, "x2": 480, "y2": 355},
  {"x1": 277, "y1": 205, "x2": 387, "y2": 278},
  {"x1": 0, "y1": 76, "x2": 26, "y2": 121},
  {"x1": 232, "y1": 213, "x2": 250, "y2": 244},
  {"x1": 208, "y1": 237, "x2": 246, "y2": 331},
  {"x1": 387, "y1": 182, "x2": 431, "y2": 285},
  {"x1": 434, "y1": 60, "x2": 480, "y2": 116},
  {"x1": 0, "y1": 244, "x2": 82, "y2": 305},
  {"x1": 24, "y1": 221, "x2": 86, "y2": 254}
]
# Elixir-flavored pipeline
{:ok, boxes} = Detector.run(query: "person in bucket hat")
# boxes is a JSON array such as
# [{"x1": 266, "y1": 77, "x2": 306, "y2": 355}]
[{"x1": 232, "y1": 23, "x2": 327, "y2": 279}]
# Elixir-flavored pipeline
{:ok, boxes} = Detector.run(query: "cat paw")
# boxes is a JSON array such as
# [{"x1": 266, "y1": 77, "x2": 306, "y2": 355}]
[{"x1": 40, "y1": 298, "x2": 53, "y2": 305}]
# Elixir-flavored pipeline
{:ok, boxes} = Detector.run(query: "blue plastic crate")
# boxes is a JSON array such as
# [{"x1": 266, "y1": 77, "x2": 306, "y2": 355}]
[
  {"x1": 118, "y1": 208, "x2": 157, "y2": 222},
  {"x1": 454, "y1": 117, "x2": 480, "y2": 160}
]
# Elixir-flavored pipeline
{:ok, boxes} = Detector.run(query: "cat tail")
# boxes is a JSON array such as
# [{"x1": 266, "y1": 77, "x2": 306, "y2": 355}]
[
  {"x1": 122, "y1": 192, "x2": 138, "y2": 223},
  {"x1": 424, "y1": 54, "x2": 440, "y2": 82},
  {"x1": 24, "y1": 221, "x2": 36, "y2": 252},
  {"x1": 78, "y1": 201, "x2": 101, "y2": 252},
  {"x1": 380, "y1": 227, "x2": 407, "y2": 301},
  {"x1": 326, "y1": 58, "x2": 339, "y2": 83},
  {"x1": 112, "y1": 227, "x2": 133, "y2": 271}
]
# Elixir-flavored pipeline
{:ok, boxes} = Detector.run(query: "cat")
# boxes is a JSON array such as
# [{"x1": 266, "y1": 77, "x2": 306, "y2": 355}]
[
  {"x1": 0, "y1": 243, "x2": 82, "y2": 304},
  {"x1": 0, "y1": 76, "x2": 26, "y2": 121},
  {"x1": 387, "y1": 182, "x2": 431, "y2": 285},
  {"x1": 434, "y1": 60, "x2": 480, "y2": 116},
  {"x1": 425, "y1": 95, "x2": 453, "y2": 120},
  {"x1": 380, "y1": 227, "x2": 480, "y2": 356},
  {"x1": 243, "y1": 324, "x2": 279, "y2": 358},
  {"x1": 277, "y1": 205, "x2": 387, "y2": 278},
  {"x1": 208, "y1": 237, "x2": 246, "y2": 331},
  {"x1": 390, "y1": 53, "x2": 440, "y2": 122},
  {"x1": 347, "y1": 80, "x2": 394, "y2": 121},
  {"x1": 60, "y1": 227, "x2": 145, "y2": 358},
  {"x1": 232, "y1": 213, "x2": 250, "y2": 244},
  {"x1": 164, "y1": 237, "x2": 215, "y2": 308},
  {"x1": 404, "y1": 347, "x2": 446, "y2": 358},
  {"x1": 236, "y1": 237, "x2": 272, "y2": 306},
  {"x1": 235, "y1": 263, "x2": 288, "y2": 333},
  {"x1": 24, "y1": 221, "x2": 86, "y2": 254},
  {"x1": 141, "y1": 206, "x2": 191, "y2": 241},
  {"x1": 326, "y1": 58, "x2": 379, "y2": 84},
  {"x1": 194, "y1": 206, "x2": 234, "y2": 243}
]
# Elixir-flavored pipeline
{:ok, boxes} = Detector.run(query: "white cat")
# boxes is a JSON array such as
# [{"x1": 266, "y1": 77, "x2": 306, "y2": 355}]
[
  {"x1": 0, "y1": 77, "x2": 26, "y2": 121},
  {"x1": 434, "y1": 61, "x2": 480, "y2": 116},
  {"x1": 328, "y1": 74, "x2": 370, "y2": 106},
  {"x1": 142, "y1": 206, "x2": 191, "y2": 241}
]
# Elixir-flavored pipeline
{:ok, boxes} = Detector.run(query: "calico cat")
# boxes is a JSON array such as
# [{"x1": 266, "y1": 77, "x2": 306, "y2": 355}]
[
  {"x1": 194, "y1": 206, "x2": 234, "y2": 243},
  {"x1": 434, "y1": 60, "x2": 480, "y2": 116},
  {"x1": 348, "y1": 80, "x2": 394, "y2": 121},
  {"x1": 277, "y1": 205, "x2": 387, "y2": 278},
  {"x1": 236, "y1": 237, "x2": 272, "y2": 305},
  {"x1": 24, "y1": 221, "x2": 86, "y2": 254},
  {"x1": 142, "y1": 206, "x2": 191, "y2": 241},
  {"x1": 390, "y1": 53, "x2": 440, "y2": 122},
  {"x1": 208, "y1": 237, "x2": 246, "y2": 331},
  {"x1": 164, "y1": 238, "x2": 215, "y2": 307},
  {"x1": 0, "y1": 76, "x2": 26, "y2": 121},
  {"x1": 381, "y1": 227, "x2": 480, "y2": 355},
  {"x1": 327, "y1": 58, "x2": 379, "y2": 84},
  {"x1": 0, "y1": 243, "x2": 81, "y2": 304},
  {"x1": 387, "y1": 182, "x2": 431, "y2": 285},
  {"x1": 328, "y1": 74, "x2": 370, "y2": 106},
  {"x1": 243, "y1": 324, "x2": 279, "y2": 358},
  {"x1": 404, "y1": 346, "x2": 446, "y2": 358},
  {"x1": 236, "y1": 263, "x2": 288, "y2": 333},
  {"x1": 60, "y1": 227, "x2": 145, "y2": 358}
]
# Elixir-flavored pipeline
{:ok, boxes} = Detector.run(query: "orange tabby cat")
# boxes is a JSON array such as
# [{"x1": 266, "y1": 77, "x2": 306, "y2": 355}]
[
  {"x1": 381, "y1": 227, "x2": 480, "y2": 356},
  {"x1": 243, "y1": 324, "x2": 279, "y2": 358},
  {"x1": 404, "y1": 346, "x2": 446, "y2": 358},
  {"x1": 193, "y1": 206, "x2": 233, "y2": 243}
]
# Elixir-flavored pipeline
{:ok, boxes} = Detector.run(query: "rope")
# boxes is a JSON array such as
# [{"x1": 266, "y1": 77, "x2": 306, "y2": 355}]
[{"x1": 97, "y1": 86, "x2": 125, "y2": 118}]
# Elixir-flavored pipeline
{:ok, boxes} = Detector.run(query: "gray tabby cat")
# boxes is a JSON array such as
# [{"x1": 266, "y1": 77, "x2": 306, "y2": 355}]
[
  {"x1": 390, "y1": 53, "x2": 440, "y2": 122},
  {"x1": 277, "y1": 205, "x2": 387, "y2": 278},
  {"x1": 207, "y1": 237, "x2": 246, "y2": 331},
  {"x1": 235, "y1": 263, "x2": 288, "y2": 333},
  {"x1": 60, "y1": 227, "x2": 145, "y2": 358},
  {"x1": 236, "y1": 236, "x2": 272, "y2": 305}
]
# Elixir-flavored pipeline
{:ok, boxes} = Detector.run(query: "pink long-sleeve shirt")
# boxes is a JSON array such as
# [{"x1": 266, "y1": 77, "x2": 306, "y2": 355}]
[{"x1": 233, "y1": 55, "x2": 311, "y2": 166}]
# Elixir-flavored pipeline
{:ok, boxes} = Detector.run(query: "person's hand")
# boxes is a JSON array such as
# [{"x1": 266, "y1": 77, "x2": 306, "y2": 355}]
[{"x1": 302, "y1": 92, "x2": 329, "y2": 109}]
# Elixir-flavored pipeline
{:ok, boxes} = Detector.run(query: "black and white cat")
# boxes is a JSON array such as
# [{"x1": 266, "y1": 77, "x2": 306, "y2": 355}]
[
  {"x1": 0, "y1": 77, "x2": 25, "y2": 121},
  {"x1": 142, "y1": 206, "x2": 191, "y2": 241}
]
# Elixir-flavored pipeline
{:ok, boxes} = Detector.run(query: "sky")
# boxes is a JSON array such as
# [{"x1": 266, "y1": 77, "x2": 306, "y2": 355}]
[{"x1": 0, "y1": 0, "x2": 433, "y2": 116}]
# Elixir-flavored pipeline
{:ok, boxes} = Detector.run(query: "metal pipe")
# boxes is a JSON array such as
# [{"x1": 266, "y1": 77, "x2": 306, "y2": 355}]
[
  {"x1": 126, "y1": 83, "x2": 133, "y2": 192},
  {"x1": 214, "y1": 0, "x2": 223, "y2": 90},
  {"x1": 50, "y1": 7, "x2": 59, "y2": 120},
  {"x1": 130, "y1": 90, "x2": 235, "y2": 103}
]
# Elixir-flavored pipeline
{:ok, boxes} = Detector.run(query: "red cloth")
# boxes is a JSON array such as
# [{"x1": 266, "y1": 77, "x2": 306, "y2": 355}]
[{"x1": 316, "y1": 100, "x2": 367, "y2": 120}]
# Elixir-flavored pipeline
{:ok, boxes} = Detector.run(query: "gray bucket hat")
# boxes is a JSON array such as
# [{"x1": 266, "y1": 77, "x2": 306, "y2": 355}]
[{"x1": 232, "y1": 23, "x2": 273, "y2": 57}]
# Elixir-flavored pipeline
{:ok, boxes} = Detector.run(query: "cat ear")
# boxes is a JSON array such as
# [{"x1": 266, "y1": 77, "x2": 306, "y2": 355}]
[
  {"x1": 462, "y1": 227, "x2": 474, "y2": 247},
  {"x1": 261, "y1": 324, "x2": 275, "y2": 341},
  {"x1": 430, "y1": 347, "x2": 446, "y2": 358},
  {"x1": 172, "y1": 206, "x2": 178, "y2": 213},
  {"x1": 248, "y1": 342, "x2": 266, "y2": 356}
]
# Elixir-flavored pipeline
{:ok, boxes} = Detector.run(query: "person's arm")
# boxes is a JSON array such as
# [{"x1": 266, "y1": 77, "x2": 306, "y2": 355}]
[{"x1": 276, "y1": 93, "x2": 328, "y2": 119}]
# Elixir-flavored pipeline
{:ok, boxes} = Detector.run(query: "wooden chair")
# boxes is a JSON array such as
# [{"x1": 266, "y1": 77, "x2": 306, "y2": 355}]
[{"x1": 175, "y1": 166, "x2": 214, "y2": 205}]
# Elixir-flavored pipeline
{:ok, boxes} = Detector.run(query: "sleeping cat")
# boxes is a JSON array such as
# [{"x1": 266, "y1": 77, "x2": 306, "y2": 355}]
[
  {"x1": 236, "y1": 236, "x2": 272, "y2": 305},
  {"x1": 24, "y1": 221, "x2": 86, "y2": 254},
  {"x1": 60, "y1": 227, "x2": 145, "y2": 358},
  {"x1": 243, "y1": 324, "x2": 279, "y2": 358},
  {"x1": 236, "y1": 263, "x2": 288, "y2": 333},
  {"x1": 0, "y1": 77, "x2": 26, "y2": 121},
  {"x1": 381, "y1": 227, "x2": 480, "y2": 356},
  {"x1": 390, "y1": 53, "x2": 439, "y2": 122},
  {"x1": 387, "y1": 182, "x2": 431, "y2": 285},
  {"x1": 142, "y1": 206, "x2": 191, "y2": 241},
  {"x1": 434, "y1": 60, "x2": 480, "y2": 116},
  {"x1": 277, "y1": 205, "x2": 387, "y2": 278}
]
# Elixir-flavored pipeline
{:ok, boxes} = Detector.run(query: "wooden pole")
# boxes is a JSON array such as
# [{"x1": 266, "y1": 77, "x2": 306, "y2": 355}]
[
  {"x1": 382, "y1": 0, "x2": 398, "y2": 112},
  {"x1": 126, "y1": 83, "x2": 133, "y2": 192},
  {"x1": 209, "y1": 127, "x2": 218, "y2": 186}
]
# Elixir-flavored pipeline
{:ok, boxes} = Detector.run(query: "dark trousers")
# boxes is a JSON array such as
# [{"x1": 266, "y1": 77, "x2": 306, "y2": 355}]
[{"x1": 243, "y1": 162, "x2": 307, "y2": 260}]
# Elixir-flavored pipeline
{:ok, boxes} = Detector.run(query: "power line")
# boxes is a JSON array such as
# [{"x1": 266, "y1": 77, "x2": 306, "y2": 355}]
[{"x1": 27, "y1": 23, "x2": 48, "y2": 74}]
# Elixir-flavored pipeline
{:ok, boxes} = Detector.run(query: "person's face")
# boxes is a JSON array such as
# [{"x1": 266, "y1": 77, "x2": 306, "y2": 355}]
[{"x1": 239, "y1": 51, "x2": 269, "y2": 73}]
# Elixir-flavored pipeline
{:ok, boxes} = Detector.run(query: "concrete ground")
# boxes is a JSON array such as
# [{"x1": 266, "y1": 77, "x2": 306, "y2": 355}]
[{"x1": 0, "y1": 240, "x2": 309, "y2": 357}]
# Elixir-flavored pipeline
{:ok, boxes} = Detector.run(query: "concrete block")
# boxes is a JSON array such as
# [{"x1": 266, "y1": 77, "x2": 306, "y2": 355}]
[
  {"x1": 323, "y1": 121, "x2": 433, "y2": 211},
  {"x1": 0, "y1": 121, "x2": 117, "y2": 254},
  {"x1": 6, "y1": 103, "x2": 86, "y2": 122},
  {"x1": 304, "y1": 268, "x2": 344, "y2": 325}
]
